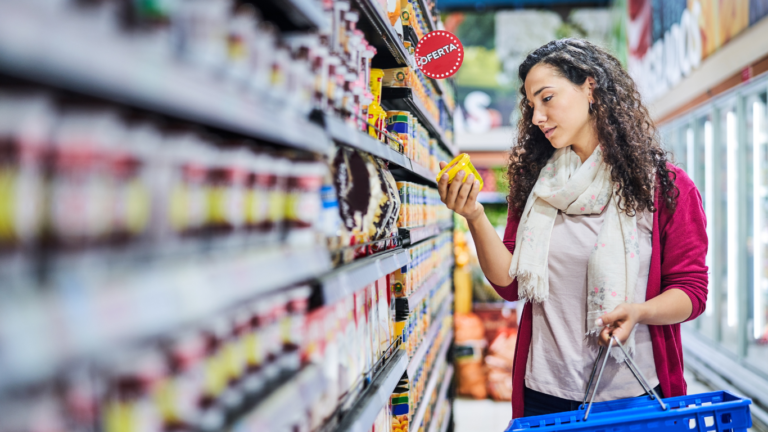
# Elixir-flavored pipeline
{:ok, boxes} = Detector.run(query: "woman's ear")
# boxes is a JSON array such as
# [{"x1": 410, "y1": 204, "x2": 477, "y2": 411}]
[{"x1": 584, "y1": 77, "x2": 597, "y2": 102}]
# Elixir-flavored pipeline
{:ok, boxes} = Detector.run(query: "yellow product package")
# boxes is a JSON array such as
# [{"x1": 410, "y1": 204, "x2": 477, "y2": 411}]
[{"x1": 435, "y1": 153, "x2": 484, "y2": 191}]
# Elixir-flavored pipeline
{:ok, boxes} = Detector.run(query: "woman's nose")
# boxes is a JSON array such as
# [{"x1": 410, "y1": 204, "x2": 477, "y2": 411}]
[{"x1": 532, "y1": 107, "x2": 546, "y2": 126}]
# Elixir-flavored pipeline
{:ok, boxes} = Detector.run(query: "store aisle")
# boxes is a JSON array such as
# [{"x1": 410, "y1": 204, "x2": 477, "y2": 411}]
[{"x1": 454, "y1": 398, "x2": 512, "y2": 432}]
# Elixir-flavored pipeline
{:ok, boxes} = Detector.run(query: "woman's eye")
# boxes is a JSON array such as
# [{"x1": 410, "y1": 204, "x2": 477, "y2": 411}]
[{"x1": 543, "y1": 96, "x2": 553, "y2": 102}]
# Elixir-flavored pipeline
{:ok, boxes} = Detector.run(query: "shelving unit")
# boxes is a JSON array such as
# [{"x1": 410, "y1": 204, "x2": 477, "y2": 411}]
[
  {"x1": 416, "y1": 0, "x2": 439, "y2": 33},
  {"x1": 0, "y1": 0, "x2": 457, "y2": 431},
  {"x1": 0, "y1": 2, "x2": 331, "y2": 154},
  {"x1": 334, "y1": 350, "x2": 409, "y2": 432},
  {"x1": 352, "y1": 0, "x2": 415, "y2": 68},
  {"x1": 428, "y1": 364, "x2": 455, "y2": 432},
  {"x1": 410, "y1": 329, "x2": 454, "y2": 431},
  {"x1": 397, "y1": 261, "x2": 454, "y2": 313},
  {"x1": 256, "y1": 0, "x2": 331, "y2": 31},
  {"x1": 0, "y1": 245, "x2": 332, "y2": 390},
  {"x1": 318, "y1": 112, "x2": 439, "y2": 185},
  {"x1": 382, "y1": 86, "x2": 459, "y2": 157},
  {"x1": 400, "y1": 221, "x2": 454, "y2": 246},
  {"x1": 319, "y1": 249, "x2": 411, "y2": 305},
  {"x1": 235, "y1": 364, "x2": 327, "y2": 431},
  {"x1": 407, "y1": 295, "x2": 454, "y2": 377}
]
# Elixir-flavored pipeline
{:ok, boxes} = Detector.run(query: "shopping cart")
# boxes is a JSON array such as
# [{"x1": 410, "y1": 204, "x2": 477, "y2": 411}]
[{"x1": 505, "y1": 336, "x2": 753, "y2": 432}]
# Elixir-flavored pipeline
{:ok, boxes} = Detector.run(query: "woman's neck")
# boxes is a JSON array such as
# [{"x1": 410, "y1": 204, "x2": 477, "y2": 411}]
[{"x1": 570, "y1": 126, "x2": 600, "y2": 163}]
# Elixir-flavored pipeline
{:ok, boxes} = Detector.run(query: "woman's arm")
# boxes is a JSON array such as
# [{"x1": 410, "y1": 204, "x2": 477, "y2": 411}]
[
  {"x1": 437, "y1": 163, "x2": 514, "y2": 287},
  {"x1": 595, "y1": 290, "x2": 692, "y2": 346}
]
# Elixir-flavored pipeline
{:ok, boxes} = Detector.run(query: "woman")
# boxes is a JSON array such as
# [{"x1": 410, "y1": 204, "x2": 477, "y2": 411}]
[{"x1": 438, "y1": 39, "x2": 708, "y2": 418}]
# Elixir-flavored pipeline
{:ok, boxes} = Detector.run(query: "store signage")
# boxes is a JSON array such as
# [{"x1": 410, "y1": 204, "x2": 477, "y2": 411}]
[{"x1": 416, "y1": 30, "x2": 464, "y2": 79}]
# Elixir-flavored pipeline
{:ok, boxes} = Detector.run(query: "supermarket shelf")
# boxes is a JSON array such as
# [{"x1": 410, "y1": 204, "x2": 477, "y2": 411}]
[
  {"x1": 411, "y1": 329, "x2": 454, "y2": 432},
  {"x1": 407, "y1": 295, "x2": 453, "y2": 377},
  {"x1": 236, "y1": 364, "x2": 327, "y2": 430},
  {"x1": 0, "y1": 245, "x2": 332, "y2": 390},
  {"x1": 397, "y1": 261, "x2": 454, "y2": 313},
  {"x1": 417, "y1": 0, "x2": 439, "y2": 33},
  {"x1": 427, "y1": 364, "x2": 455, "y2": 432},
  {"x1": 399, "y1": 221, "x2": 453, "y2": 246},
  {"x1": 257, "y1": 0, "x2": 331, "y2": 32},
  {"x1": 353, "y1": 0, "x2": 415, "y2": 68},
  {"x1": 477, "y1": 192, "x2": 508, "y2": 204},
  {"x1": 381, "y1": 87, "x2": 458, "y2": 157},
  {"x1": 335, "y1": 350, "x2": 408, "y2": 432},
  {"x1": 0, "y1": 2, "x2": 331, "y2": 154},
  {"x1": 320, "y1": 249, "x2": 411, "y2": 304},
  {"x1": 410, "y1": 160, "x2": 439, "y2": 184},
  {"x1": 438, "y1": 403, "x2": 453, "y2": 432},
  {"x1": 321, "y1": 113, "x2": 410, "y2": 169},
  {"x1": 318, "y1": 112, "x2": 439, "y2": 185}
]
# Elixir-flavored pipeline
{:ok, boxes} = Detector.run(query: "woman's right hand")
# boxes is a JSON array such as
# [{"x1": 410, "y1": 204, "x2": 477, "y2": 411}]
[{"x1": 437, "y1": 161, "x2": 484, "y2": 222}]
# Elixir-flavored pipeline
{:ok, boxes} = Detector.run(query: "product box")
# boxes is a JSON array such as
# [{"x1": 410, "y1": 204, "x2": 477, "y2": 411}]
[
  {"x1": 382, "y1": 68, "x2": 411, "y2": 88},
  {"x1": 377, "y1": 276, "x2": 391, "y2": 356}
]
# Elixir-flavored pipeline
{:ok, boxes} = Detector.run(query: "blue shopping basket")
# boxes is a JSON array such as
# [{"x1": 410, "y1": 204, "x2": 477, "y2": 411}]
[{"x1": 506, "y1": 337, "x2": 753, "y2": 432}]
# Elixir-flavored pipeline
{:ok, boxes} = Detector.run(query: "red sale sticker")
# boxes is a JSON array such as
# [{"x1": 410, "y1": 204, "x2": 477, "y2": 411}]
[{"x1": 415, "y1": 30, "x2": 464, "y2": 79}]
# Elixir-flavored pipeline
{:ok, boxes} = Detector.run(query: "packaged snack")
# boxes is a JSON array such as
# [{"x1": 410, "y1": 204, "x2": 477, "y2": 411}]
[{"x1": 435, "y1": 153, "x2": 484, "y2": 190}]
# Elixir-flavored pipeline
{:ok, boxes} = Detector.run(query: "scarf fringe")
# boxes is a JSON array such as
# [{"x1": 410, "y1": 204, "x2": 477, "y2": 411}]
[{"x1": 515, "y1": 269, "x2": 548, "y2": 303}]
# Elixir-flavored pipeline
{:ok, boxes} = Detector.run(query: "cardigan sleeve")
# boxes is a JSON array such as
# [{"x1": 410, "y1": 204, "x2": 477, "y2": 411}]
[
  {"x1": 488, "y1": 208, "x2": 520, "y2": 302},
  {"x1": 658, "y1": 171, "x2": 709, "y2": 322}
]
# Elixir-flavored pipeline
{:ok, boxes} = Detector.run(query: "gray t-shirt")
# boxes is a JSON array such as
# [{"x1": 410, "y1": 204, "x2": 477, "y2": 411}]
[{"x1": 524, "y1": 210, "x2": 659, "y2": 402}]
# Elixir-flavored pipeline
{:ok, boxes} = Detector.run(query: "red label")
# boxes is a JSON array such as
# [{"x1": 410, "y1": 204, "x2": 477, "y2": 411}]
[{"x1": 415, "y1": 30, "x2": 464, "y2": 79}]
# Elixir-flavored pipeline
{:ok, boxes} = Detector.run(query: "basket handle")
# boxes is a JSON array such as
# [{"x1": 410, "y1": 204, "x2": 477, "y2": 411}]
[{"x1": 582, "y1": 335, "x2": 667, "y2": 421}]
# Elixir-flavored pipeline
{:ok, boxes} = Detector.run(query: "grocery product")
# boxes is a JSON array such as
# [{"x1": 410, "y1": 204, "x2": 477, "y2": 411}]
[{"x1": 435, "y1": 153, "x2": 484, "y2": 190}]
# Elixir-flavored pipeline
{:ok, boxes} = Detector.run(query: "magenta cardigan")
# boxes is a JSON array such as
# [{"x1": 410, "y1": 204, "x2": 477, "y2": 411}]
[{"x1": 490, "y1": 164, "x2": 709, "y2": 418}]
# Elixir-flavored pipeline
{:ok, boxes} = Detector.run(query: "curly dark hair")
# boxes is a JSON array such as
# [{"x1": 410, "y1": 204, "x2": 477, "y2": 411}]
[{"x1": 507, "y1": 39, "x2": 678, "y2": 216}]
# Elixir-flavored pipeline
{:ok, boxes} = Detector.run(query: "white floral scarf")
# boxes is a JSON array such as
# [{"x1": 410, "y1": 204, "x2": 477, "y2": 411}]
[{"x1": 509, "y1": 146, "x2": 640, "y2": 354}]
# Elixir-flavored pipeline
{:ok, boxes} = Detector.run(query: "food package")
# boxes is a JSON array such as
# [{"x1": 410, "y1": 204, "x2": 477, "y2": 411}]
[
  {"x1": 367, "y1": 283, "x2": 380, "y2": 367},
  {"x1": 355, "y1": 289, "x2": 371, "y2": 379},
  {"x1": 331, "y1": 147, "x2": 383, "y2": 246},
  {"x1": 382, "y1": 67, "x2": 412, "y2": 88},
  {"x1": 376, "y1": 276, "x2": 391, "y2": 356}
]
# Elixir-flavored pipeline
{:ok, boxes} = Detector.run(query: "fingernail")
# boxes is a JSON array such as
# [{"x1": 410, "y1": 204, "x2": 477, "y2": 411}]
[
  {"x1": 475, "y1": 180, "x2": 480, "y2": 187},
  {"x1": 594, "y1": 318, "x2": 604, "y2": 327},
  {"x1": 441, "y1": 174, "x2": 448, "y2": 181},
  {"x1": 457, "y1": 170, "x2": 465, "y2": 178}
]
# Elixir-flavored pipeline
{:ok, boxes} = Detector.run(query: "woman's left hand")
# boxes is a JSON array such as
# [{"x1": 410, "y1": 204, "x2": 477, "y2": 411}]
[{"x1": 595, "y1": 303, "x2": 643, "y2": 347}]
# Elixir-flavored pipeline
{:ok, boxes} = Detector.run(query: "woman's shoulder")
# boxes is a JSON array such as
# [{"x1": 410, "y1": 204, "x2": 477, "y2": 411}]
[
  {"x1": 656, "y1": 163, "x2": 703, "y2": 220},
  {"x1": 663, "y1": 162, "x2": 697, "y2": 196}
]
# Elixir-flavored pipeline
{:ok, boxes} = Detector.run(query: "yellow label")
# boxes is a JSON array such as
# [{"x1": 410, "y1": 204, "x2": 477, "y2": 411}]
[
  {"x1": 203, "y1": 354, "x2": 225, "y2": 397},
  {"x1": 208, "y1": 186, "x2": 227, "y2": 224},
  {"x1": 268, "y1": 190, "x2": 286, "y2": 223},
  {"x1": 0, "y1": 168, "x2": 16, "y2": 242},
  {"x1": 168, "y1": 184, "x2": 188, "y2": 231},
  {"x1": 126, "y1": 179, "x2": 151, "y2": 235},
  {"x1": 103, "y1": 400, "x2": 133, "y2": 432}
]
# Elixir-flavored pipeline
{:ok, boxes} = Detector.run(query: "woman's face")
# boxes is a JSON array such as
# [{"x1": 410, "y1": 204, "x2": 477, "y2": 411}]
[{"x1": 524, "y1": 63, "x2": 595, "y2": 150}]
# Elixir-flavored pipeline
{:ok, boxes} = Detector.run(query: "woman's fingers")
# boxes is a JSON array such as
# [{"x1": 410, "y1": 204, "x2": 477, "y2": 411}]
[
  {"x1": 438, "y1": 173, "x2": 449, "y2": 202},
  {"x1": 445, "y1": 170, "x2": 466, "y2": 209},
  {"x1": 465, "y1": 180, "x2": 482, "y2": 211},
  {"x1": 439, "y1": 161, "x2": 447, "y2": 169},
  {"x1": 455, "y1": 173, "x2": 476, "y2": 210}
]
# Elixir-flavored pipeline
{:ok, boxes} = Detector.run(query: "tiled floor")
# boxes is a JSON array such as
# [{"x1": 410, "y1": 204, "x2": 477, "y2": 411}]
[{"x1": 453, "y1": 370, "x2": 722, "y2": 432}]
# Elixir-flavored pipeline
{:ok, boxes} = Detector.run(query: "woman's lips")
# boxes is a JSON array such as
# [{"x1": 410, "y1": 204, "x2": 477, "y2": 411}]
[{"x1": 544, "y1": 127, "x2": 556, "y2": 138}]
